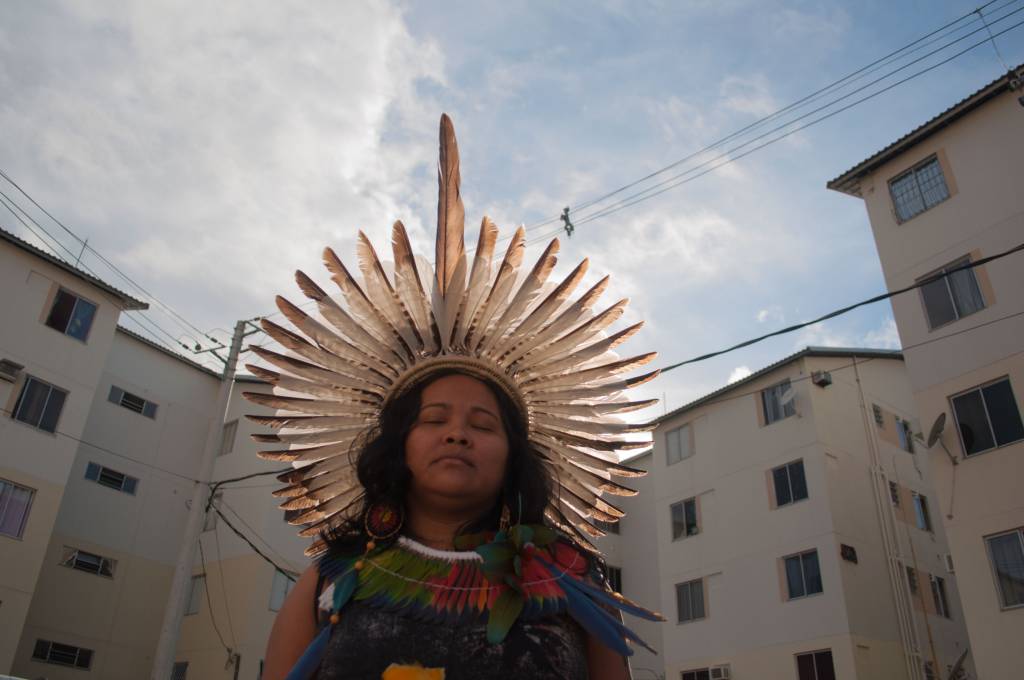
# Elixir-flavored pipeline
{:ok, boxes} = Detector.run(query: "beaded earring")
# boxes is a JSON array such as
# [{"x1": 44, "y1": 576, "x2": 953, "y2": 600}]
[{"x1": 356, "y1": 502, "x2": 404, "y2": 572}]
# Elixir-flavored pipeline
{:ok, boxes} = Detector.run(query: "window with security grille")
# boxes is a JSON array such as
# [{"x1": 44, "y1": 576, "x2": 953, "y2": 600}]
[
  {"x1": 0, "y1": 479, "x2": 34, "y2": 539},
  {"x1": 45, "y1": 288, "x2": 97, "y2": 341},
  {"x1": 675, "y1": 578, "x2": 705, "y2": 623},
  {"x1": 889, "y1": 481, "x2": 900, "y2": 506},
  {"x1": 671, "y1": 498, "x2": 699, "y2": 539},
  {"x1": 950, "y1": 378, "x2": 1024, "y2": 456},
  {"x1": 906, "y1": 566, "x2": 918, "y2": 594},
  {"x1": 108, "y1": 385, "x2": 158, "y2": 418},
  {"x1": 666, "y1": 423, "x2": 693, "y2": 465},
  {"x1": 60, "y1": 546, "x2": 117, "y2": 577},
  {"x1": 784, "y1": 550, "x2": 823, "y2": 599},
  {"x1": 762, "y1": 379, "x2": 796, "y2": 425},
  {"x1": 918, "y1": 256, "x2": 986, "y2": 329},
  {"x1": 772, "y1": 459, "x2": 808, "y2": 507},
  {"x1": 897, "y1": 419, "x2": 915, "y2": 453},
  {"x1": 32, "y1": 639, "x2": 94, "y2": 669},
  {"x1": 986, "y1": 528, "x2": 1024, "y2": 608},
  {"x1": 84, "y1": 461, "x2": 139, "y2": 494},
  {"x1": 888, "y1": 156, "x2": 950, "y2": 222},
  {"x1": 796, "y1": 649, "x2": 836, "y2": 680},
  {"x1": 172, "y1": 661, "x2": 189, "y2": 680},
  {"x1": 12, "y1": 376, "x2": 67, "y2": 433},
  {"x1": 681, "y1": 670, "x2": 710, "y2": 680},
  {"x1": 912, "y1": 492, "x2": 932, "y2": 532},
  {"x1": 607, "y1": 566, "x2": 622, "y2": 593},
  {"x1": 930, "y1": 574, "x2": 951, "y2": 618}
]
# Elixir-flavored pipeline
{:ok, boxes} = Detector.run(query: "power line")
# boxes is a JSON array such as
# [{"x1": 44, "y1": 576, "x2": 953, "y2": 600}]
[
  {"x1": 211, "y1": 515, "x2": 239, "y2": 649},
  {"x1": 0, "y1": 405, "x2": 202, "y2": 483},
  {"x1": 512, "y1": 1, "x2": 1022, "y2": 238},
  {"x1": 0, "y1": 189, "x2": 191, "y2": 352},
  {"x1": 573, "y1": 10, "x2": 1024, "y2": 227},
  {"x1": 0, "y1": 169, "x2": 221, "y2": 348},
  {"x1": 208, "y1": 502, "x2": 298, "y2": 581},
  {"x1": 659, "y1": 241, "x2": 1024, "y2": 373},
  {"x1": 197, "y1": 539, "x2": 233, "y2": 653},
  {"x1": 220, "y1": 498, "x2": 297, "y2": 571}
]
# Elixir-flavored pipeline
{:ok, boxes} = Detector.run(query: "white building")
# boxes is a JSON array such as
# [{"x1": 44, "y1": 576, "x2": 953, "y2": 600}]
[{"x1": 827, "y1": 65, "x2": 1024, "y2": 679}]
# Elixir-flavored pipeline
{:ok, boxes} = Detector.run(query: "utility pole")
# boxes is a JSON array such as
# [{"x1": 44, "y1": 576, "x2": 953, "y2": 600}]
[{"x1": 151, "y1": 319, "x2": 259, "y2": 679}]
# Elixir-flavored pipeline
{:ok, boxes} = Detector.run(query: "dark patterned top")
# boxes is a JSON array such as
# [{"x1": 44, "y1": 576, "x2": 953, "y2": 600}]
[{"x1": 315, "y1": 598, "x2": 589, "y2": 680}]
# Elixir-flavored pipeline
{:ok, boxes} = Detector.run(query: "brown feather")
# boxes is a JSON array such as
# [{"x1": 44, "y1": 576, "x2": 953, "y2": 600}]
[{"x1": 436, "y1": 113, "x2": 465, "y2": 295}]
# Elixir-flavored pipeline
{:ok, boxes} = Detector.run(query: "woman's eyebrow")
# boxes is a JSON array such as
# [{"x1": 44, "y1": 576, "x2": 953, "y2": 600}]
[
  {"x1": 419, "y1": 402, "x2": 450, "y2": 411},
  {"x1": 470, "y1": 405, "x2": 499, "y2": 420}
]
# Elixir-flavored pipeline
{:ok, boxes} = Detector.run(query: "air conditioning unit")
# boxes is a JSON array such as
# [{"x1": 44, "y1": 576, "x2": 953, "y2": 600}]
[
  {"x1": 0, "y1": 359, "x2": 24, "y2": 383},
  {"x1": 944, "y1": 553, "x2": 955, "y2": 573},
  {"x1": 811, "y1": 370, "x2": 832, "y2": 387},
  {"x1": 710, "y1": 664, "x2": 731, "y2": 680}
]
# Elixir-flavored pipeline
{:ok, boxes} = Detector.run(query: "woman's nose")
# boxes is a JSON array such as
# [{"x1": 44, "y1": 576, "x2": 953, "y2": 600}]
[{"x1": 444, "y1": 424, "x2": 469, "y2": 445}]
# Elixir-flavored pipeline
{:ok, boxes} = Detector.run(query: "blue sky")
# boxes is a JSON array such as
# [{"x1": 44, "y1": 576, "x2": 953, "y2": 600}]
[{"x1": 1, "y1": 1, "x2": 1021, "y2": 414}]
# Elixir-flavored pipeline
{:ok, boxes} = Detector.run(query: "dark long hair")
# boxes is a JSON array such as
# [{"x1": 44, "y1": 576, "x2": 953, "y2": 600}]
[{"x1": 324, "y1": 369, "x2": 553, "y2": 555}]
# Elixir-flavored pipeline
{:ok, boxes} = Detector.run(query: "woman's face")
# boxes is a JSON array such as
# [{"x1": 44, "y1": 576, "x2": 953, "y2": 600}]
[{"x1": 404, "y1": 374, "x2": 510, "y2": 515}]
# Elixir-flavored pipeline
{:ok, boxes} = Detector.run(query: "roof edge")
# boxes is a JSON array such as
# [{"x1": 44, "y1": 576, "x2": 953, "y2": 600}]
[
  {"x1": 827, "y1": 65, "x2": 1023, "y2": 197},
  {"x1": 651, "y1": 346, "x2": 903, "y2": 425}
]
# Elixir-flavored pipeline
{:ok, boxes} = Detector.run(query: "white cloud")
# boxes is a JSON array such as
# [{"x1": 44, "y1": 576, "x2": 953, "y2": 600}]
[
  {"x1": 728, "y1": 365, "x2": 753, "y2": 383},
  {"x1": 756, "y1": 305, "x2": 784, "y2": 324},
  {"x1": 863, "y1": 316, "x2": 901, "y2": 349}
]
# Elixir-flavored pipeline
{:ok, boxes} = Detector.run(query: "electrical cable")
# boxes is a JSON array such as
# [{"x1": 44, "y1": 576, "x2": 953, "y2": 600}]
[
  {"x1": 197, "y1": 538, "x2": 233, "y2": 653},
  {"x1": 0, "y1": 191, "x2": 191, "y2": 352},
  {"x1": 220, "y1": 498, "x2": 297, "y2": 571},
  {"x1": 573, "y1": 10, "x2": 1024, "y2": 227},
  {"x1": 0, "y1": 405, "x2": 202, "y2": 483},
  {"x1": 658, "y1": 241, "x2": 1024, "y2": 374},
  {"x1": 0, "y1": 169, "x2": 220, "y2": 347},
  {"x1": 208, "y1": 503, "x2": 298, "y2": 581},
  {"x1": 211, "y1": 514, "x2": 240, "y2": 649}
]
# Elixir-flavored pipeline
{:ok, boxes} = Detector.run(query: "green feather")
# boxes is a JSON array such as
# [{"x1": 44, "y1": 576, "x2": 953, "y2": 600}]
[{"x1": 486, "y1": 589, "x2": 525, "y2": 643}]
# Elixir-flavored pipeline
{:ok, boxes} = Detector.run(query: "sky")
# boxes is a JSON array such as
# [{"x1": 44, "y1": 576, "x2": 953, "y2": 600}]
[{"x1": 1, "y1": 0, "x2": 1022, "y2": 417}]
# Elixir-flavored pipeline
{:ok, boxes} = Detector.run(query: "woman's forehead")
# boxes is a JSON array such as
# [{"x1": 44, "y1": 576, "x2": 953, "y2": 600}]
[{"x1": 421, "y1": 374, "x2": 500, "y2": 408}]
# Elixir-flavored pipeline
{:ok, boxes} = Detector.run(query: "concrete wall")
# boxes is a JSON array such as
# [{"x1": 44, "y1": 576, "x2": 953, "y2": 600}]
[
  {"x1": 850, "y1": 86, "x2": 1024, "y2": 679},
  {"x1": 0, "y1": 242, "x2": 127, "y2": 672},
  {"x1": 11, "y1": 329, "x2": 220, "y2": 678},
  {"x1": 650, "y1": 353, "x2": 971, "y2": 679}
]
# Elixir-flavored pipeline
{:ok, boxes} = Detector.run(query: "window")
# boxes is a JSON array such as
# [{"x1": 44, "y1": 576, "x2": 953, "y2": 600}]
[
  {"x1": 681, "y1": 670, "x2": 710, "y2": 680},
  {"x1": 219, "y1": 419, "x2": 239, "y2": 456},
  {"x1": 796, "y1": 649, "x2": 836, "y2": 680},
  {"x1": 762, "y1": 379, "x2": 796, "y2": 425},
  {"x1": 919, "y1": 257, "x2": 985, "y2": 329},
  {"x1": 60, "y1": 546, "x2": 116, "y2": 577},
  {"x1": 872, "y1": 404, "x2": 884, "y2": 426},
  {"x1": 897, "y1": 419, "x2": 915, "y2": 453},
  {"x1": 912, "y1": 492, "x2": 932, "y2": 532},
  {"x1": 951, "y1": 378, "x2": 1024, "y2": 456},
  {"x1": 593, "y1": 518, "x2": 620, "y2": 535},
  {"x1": 12, "y1": 376, "x2": 67, "y2": 433},
  {"x1": 269, "y1": 569, "x2": 297, "y2": 611},
  {"x1": 889, "y1": 155, "x2": 950, "y2": 222},
  {"x1": 186, "y1": 575, "x2": 205, "y2": 615},
  {"x1": 906, "y1": 566, "x2": 918, "y2": 594},
  {"x1": 172, "y1": 662, "x2": 189, "y2": 680},
  {"x1": 32, "y1": 639, "x2": 94, "y2": 669},
  {"x1": 675, "y1": 578, "x2": 705, "y2": 623},
  {"x1": 108, "y1": 385, "x2": 158, "y2": 419},
  {"x1": 84, "y1": 462, "x2": 138, "y2": 495},
  {"x1": 930, "y1": 574, "x2": 950, "y2": 618},
  {"x1": 986, "y1": 529, "x2": 1024, "y2": 608},
  {"x1": 666, "y1": 423, "x2": 693, "y2": 465},
  {"x1": 889, "y1": 481, "x2": 900, "y2": 506},
  {"x1": 923, "y1": 661, "x2": 937, "y2": 680},
  {"x1": 772, "y1": 459, "x2": 808, "y2": 507},
  {"x1": 45, "y1": 288, "x2": 97, "y2": 341},
  {"x1": 671, "y1": 498, "x2": 699, "y2": 539},
  {"x1": 607, "y1": 566, "x2": 622, "y2": 593},
  {"x1": 785, "y1": 550, "x2": 823, "y2": 599},
  {"x1": 0, "y1": 479, "x2": 34, "y2": 538}
]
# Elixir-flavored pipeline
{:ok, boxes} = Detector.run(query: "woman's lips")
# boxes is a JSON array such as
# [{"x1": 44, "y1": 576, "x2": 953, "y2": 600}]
[{"x1": 434, "y1": 455, "x2": 474, "y2": 468}]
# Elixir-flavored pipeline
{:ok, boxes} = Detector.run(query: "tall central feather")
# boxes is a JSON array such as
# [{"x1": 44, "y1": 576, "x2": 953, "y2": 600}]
[{"x1": 435, "y1": 113, "x2": 465, "y2": 296}]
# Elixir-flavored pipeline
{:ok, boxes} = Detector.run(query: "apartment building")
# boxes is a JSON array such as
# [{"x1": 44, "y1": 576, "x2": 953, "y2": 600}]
[
  {"x1": 0, "y1": 229, "x2": 146, "y2": 672},
  {"x1": 828, "y1": 65, "x2": 1024, "y2": 679},
  {"x1": 649, "y1": 348, "x2": 971, "y2": 680}
]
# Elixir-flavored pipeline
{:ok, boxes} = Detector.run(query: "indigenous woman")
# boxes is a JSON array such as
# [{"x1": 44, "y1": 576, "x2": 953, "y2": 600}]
[{"x1": 245, "y1": 116, "x2": 662, "y2": 680}]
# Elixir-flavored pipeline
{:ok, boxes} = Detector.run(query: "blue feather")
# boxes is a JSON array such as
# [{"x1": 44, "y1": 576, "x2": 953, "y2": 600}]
[
  {"x1": 562, "y1": 582, "x2": 632, "y2": 656},
  {"x1": 284, "y1": 623, "x2": 332, "y2": 680}
]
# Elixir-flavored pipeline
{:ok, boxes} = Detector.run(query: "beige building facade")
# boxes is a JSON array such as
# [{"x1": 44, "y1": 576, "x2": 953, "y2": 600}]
[
  {"x1": 828, "y1": 65, "x2": 1024, "y2": 680},
  {"x1": 0, "y1": 229, "x2": 146, "y2": 672},
  {"x1": 648, "y1": 348, "x2": 971, "y2": 680}
]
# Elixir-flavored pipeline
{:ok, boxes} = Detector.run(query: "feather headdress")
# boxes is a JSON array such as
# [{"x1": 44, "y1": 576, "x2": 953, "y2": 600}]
[{"x1": 244, "y1": 115, "x2": 658, "y2": 556}]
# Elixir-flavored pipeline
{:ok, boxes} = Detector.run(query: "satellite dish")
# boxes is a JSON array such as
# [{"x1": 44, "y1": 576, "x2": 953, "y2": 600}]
[
  {"x1": 926, "y1": 412, "x2": 947, "y2": 448},
  {"x1": 924, "y1": 412, "x2": 958, "y2": 465}
]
